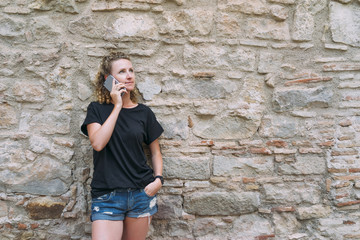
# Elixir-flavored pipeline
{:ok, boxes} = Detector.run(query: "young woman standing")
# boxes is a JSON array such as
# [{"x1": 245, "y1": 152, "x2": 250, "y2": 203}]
[{"x1": 81, "y1": 52, "x2": 164, "y2": 240}]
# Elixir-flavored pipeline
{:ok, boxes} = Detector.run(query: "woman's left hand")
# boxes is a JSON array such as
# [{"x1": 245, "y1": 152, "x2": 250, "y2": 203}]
[{"x1": 144, "y1": 178, "x2": 162, "y2": 197}]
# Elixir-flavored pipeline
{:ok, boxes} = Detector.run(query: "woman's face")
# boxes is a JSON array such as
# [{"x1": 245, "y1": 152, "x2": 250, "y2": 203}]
[{"x1": 110, "y1": 59, "x2": 135, "y2": 91}]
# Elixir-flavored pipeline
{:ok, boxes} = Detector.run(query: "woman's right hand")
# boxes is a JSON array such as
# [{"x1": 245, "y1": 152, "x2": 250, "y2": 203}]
[{"x1": 110, "y1": 79, "x2": 126, "y2": 107}]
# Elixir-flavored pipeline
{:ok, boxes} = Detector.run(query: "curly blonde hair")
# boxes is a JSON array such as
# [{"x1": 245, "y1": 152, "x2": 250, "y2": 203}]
[{"x1": 95, "y1": 52, "x2": 140, "y2": 104}]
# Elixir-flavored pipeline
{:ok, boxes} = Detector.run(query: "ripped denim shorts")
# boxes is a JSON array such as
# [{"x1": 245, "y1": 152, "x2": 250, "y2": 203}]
[{"x1": 90, "y1": 188, "x2": 157, "y2": 222}]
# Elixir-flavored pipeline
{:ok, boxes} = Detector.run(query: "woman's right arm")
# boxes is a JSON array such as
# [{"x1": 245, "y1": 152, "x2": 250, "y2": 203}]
[
  {"x1": 87, "y1": 105, "x2": 121, "y2": 152},
  {"x1": 87, "y1": 79, "x2": 125, "y2": 152}
]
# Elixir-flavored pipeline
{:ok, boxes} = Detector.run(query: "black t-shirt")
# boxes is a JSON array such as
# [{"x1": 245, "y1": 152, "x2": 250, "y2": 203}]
[{"x1": 81, "y1": 102, "x2": 164, "y2": 198}]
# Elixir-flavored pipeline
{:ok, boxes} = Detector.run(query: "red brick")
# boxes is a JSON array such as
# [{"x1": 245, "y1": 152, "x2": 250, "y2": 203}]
[
  {"x1": 343, "y1": 220, "x2": 356, "y2": 225},
  {"x1": 284, "y1": 77, "x2": 332, "y2": 86},
  {"x1": 266, "y1": 140, "x2": 287, "y2": 148},
  {"x1": 18, "y1": 223, "x2": 27, "y2": 230},
  {"x1": 336, "y1": 194, "x2": 349, "y2": 199},
  {"x1": 336, "y1": 200, "x2": 360, "y2": 207},
  {"x1": 30, "y1": 223, "x2": 39, "y2": 229},
  {"x1": 326, "y1": 179, "x2": 331, "y2": 192},
  {"x1": 250, "y1": 147, "x2": 272, "y2": 155},
  {"x1": 5, "y1": 223, "x2": 13, "y2": 229},
  {"x1": 243, "y1": 177, "x2": 256, "y2": 184},
  {"x1": 323, "y1": 63, "x2": 360, "y2": 72},
  {"x1": 193, "y1": 72, "x2": 216, "y2": 78},
  {"x1": 349, "y1": 168, "x2": 360, "y2": 173},
  {"x1": 331, "y1": 150, "x2": 358, "y2": 156},
  {"x1": 318, "y1": 141, "x2": 335, "y2": 147},
  {"x1": 255, "y1": 234, "x2": 276, "y2": 240},
  {"x1": 334, "y1": 176, "x2": 360, "y2": 181},
  {"x1": 190, "y1": 140, "x2": 214, "y2": 146},
  {"x1": 328, "y1": 168, "x2": 347, "y2": 173},
  {"x1": 271, "y1": 206, "x2": 295, "y2": 212}
]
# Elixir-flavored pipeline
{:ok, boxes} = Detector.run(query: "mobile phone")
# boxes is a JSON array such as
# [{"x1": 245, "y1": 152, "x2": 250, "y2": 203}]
[{"x1": 104, "y1": 75, "x2": 126, "y2": 96}]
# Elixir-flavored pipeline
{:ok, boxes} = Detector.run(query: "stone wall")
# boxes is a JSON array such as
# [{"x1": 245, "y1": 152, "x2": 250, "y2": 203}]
[{"x1": 0, "y1": 0, "x2": 360, "y2": 239}]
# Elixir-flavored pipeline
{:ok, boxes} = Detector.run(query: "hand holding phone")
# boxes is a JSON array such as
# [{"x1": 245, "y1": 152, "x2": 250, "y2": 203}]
[{"x1": 104, "y1": 75, "x2": 126, "y2": 96}]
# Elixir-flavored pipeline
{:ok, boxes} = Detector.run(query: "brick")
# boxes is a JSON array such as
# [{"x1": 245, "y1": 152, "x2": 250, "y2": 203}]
[
  {"x1": 274, "y1": 149, "x2": 297, "y2": 154},
  {"x1": 190, "y1": 140, "x2": 214, "y2": 146},
  {"x1": 256, "y1": 234, "x2": 276, "y2": 240},
  {"x1": 349, "y1": 168, "x2": 360, "y2": 173},
  {"x1": 326, "y1": 179, "x2": 331, "y2": 192},
  {"x1": 266, "y1": 140, "x2": 288, "y2": 148},
  {"x1": 299, "y1": 148, "x2": 323, "y2": 154},
  {"x1": 250, "y1": 147, "x2": 272, "y2": 155},
  {"x1": 271, "y1": 206, "x2": 295, "y2": 212},
  {"x1": 331, "y1": 149, "x2": 358, "y2": 156},
  {"x1": 284, "y1": 77, "x2": 332, "y2": 86},
  {"x1": 334, "y1": 176, "x2": 360, "y2": 181},
  {"x1": 328, "y1": 168, "x2": 347, "y2": 173},
  {"x1": 324, "y1": 43, "x2": 348, "y2": 51},
  {"x1": 192, "y1": 72, "x2": 216, "y2": 79},
  {"x1": 323, "y1": 63, "x2": 360, "y2": 72},
  {"x1": 18, "y1": 223, "x2": 27, "y2": 230},
  {"x1": 243, "y1": 177, "x2": 256, "y2": 184},
  {"x1": 336, "y1": 200, "x2": 360, "y2": 207},
  {"x1": 30, "y1": 223, "x2": 39, "y2": 229}
]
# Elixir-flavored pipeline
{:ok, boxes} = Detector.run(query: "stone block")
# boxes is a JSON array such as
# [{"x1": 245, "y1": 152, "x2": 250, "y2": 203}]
[
  {"x1": 26, "y1": 197, "x2": 66, "y2": 220},
  {"x1": 30, "y1": 111, "x2": 71, "y2": 134},
  {"x1": 259, "y1": 115, "x2": 298, "y2": 138},
  {"x1": 230, "y1": 214, "x2": 274, "y2": 239},
  {"x1": 13, "y1": 82, "x2": 46, "y2": 103},
  {"x1": 228, "y1": 48, "x2": 256, "y2": 72},
  {"x1": 278, "y1": 155, "x2": 326, "y2": 175},
  {"x1": 104, "y1": 13, "x2": 158, "y2": 40},
  {"x1": 137, "y1": 77, "x2": 161, "y2": 100},
  {"x1": 270, "y1": 5, "x2": 288, "y2": 21},
  {"x1": 273, "y1": 212, "x2": 301, "y2": 236},
  {"x1": 29, "y1": 135, "x2": 51, "y2": 154},
  {"x1": 216, "y1": 13, "x2": 242, "y2": 38},
  {"x1": 0, "y1": 104, "x2": 17, "y2": 127},
  {"x1": 68, "y1": 15, "x2": 104, "y2": 39},
  {"x1": 30, "y1": 0, "x2": 78, "y2": 13},
  {"x1": 268, "y1": 0, "x2": 295, "y2": 4},
  {"x1": 193, "y1": 218, "x2": 227, "y2": 237},
  {"x1": 263, "y1": 182, "x2": 321, "y2": 204},
  {"x1": 2, "y1": 154, "x2": 71, "y2": 195},
  {"x1": 192, "y1": 115, "x2": 260, "y2": 139},
  {"x1": 330, "y1": 1, "x2": 360, "y2": 47},
  {"x1": 0, "y1": 200, "x2": 7, "y2": 218},
  {"x1": 158, "y1": 116, "x2": 188, "y2": 140},
  {"x1": 272, "y1": 86, "x2": 333, "y2": 112},
  {"x1": 218, "y1": 0, "x2": 269, "y2": 15},
  {"x1": 297, "y1": 205, "x2": 332, "y2": 220},
  {"x1": 0, "y1": 17, "x2": 25, "y2": 37},
  {"x1": 155, "y1": 195, "x2": 183, "y2": 219},
  {"x1": 245, "y1": 18, "x2": 290, "y2": 40},
  {"x1": 258, "y1": 52, "x2": 283, "y2": 73},
  {"x1": 184, "y1": 192, "x2": 260, "y2": 215},
  {"x1": 184, "y1": 44, "x2": 228, "y2": 69},
  {"x1": 213, "y1": 156, "x2": 274, "y2": 177},
  {"x1": 160, "y1": 9, "x2": 214, "y2": 36},
  {"x1": 163, "y1": 157, "x2": 210, "y2": 180}
]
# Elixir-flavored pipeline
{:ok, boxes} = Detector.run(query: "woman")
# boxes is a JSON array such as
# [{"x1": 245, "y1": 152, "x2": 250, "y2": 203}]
[{"x1": 81, "y1": 52, "x2": 164, "y2": 240}]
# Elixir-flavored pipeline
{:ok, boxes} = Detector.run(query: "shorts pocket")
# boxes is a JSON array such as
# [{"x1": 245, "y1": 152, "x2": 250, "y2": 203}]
[
  {"x1": 142, "y1": 189, "x2": 155, "y2": 198},
  {"x1": 92, "y1": 192, "x2": 113, "y2": 203}
]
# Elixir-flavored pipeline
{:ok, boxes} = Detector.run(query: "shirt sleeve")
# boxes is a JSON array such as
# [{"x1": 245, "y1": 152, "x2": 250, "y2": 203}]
[
  {"x1": 81, "y1": 102, "x2": 101, "y2": 136},
  {"x1": 145, "y1": 107, "x2": 164, "y2": 145}
]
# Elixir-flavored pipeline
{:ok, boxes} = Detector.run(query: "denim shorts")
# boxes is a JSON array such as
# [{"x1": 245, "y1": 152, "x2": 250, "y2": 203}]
[{"x1": 90, "y1": 188, "x2": 158, "y2": 222}]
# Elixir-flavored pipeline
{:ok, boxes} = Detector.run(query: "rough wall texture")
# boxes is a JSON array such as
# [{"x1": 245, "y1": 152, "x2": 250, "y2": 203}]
[{"x1": 0, "y1": 0, "x2": 360, "y2": 239}]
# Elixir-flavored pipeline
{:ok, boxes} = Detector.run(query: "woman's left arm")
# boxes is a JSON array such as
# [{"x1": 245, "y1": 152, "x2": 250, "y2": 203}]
[{"x1": 144, "y1": 139, "x2": 163, "y2": 196}]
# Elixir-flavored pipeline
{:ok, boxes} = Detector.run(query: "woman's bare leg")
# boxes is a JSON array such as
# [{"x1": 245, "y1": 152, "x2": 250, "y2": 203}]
[
  {"x1": 122, "y1": 217, "x2": 151, "y2": 240},
  {"x1": 92, "y1": 220, "x2": 124, "y2": 240}
]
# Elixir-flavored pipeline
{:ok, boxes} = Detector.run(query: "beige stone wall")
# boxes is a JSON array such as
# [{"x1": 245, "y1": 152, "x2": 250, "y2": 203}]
[{"x1": 1, "y1": 0, "x2": 360, "y2": 239}]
